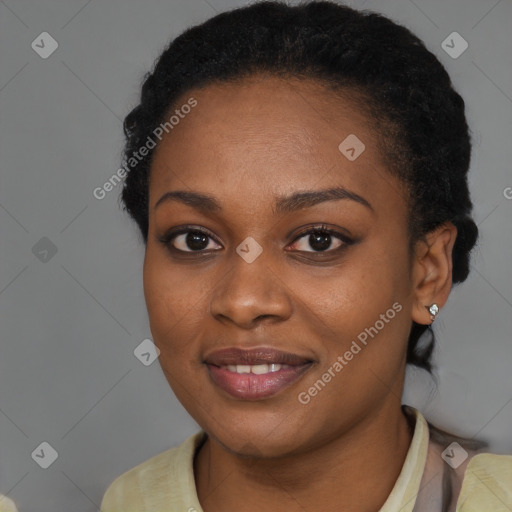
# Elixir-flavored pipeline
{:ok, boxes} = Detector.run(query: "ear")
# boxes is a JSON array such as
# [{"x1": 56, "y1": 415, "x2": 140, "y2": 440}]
[{"x1": 411, "y1": 222, "x2": 458, "y2": 325}]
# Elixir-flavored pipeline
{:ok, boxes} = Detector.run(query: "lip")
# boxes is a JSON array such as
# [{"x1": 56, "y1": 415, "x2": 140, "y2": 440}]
[
  {"x1": 204, "y1": 347, "x2": 314, "y2": 400},
  {"x1": 204, "y1": 347, "x2": 313, "y2": 366}
]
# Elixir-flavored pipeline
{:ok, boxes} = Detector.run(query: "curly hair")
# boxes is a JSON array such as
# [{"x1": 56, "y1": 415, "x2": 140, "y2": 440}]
[{"x1": 119, "y1": 0, "x2": 478, "y2": 373}]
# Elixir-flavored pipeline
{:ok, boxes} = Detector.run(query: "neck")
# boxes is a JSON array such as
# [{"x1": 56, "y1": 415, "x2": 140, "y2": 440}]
[{"x1": 194, "y1": 400, "x2": 415, "y2": 512}]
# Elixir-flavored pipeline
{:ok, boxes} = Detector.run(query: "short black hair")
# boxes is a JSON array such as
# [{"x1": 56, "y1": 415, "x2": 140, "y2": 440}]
[{"x1": 119, "y1": 0, "x2": 478, "y2": 373}]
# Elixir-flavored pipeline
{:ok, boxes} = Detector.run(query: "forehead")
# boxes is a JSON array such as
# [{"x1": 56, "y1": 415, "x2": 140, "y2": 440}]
[{"x1": 148, "y1": 75, "x2": 405, "y2": 216}]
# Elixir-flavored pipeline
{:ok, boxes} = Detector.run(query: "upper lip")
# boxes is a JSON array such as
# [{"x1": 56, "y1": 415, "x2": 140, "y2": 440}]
[{"x1": 204, "y1": 347, "x2": 313, "y2": 366}]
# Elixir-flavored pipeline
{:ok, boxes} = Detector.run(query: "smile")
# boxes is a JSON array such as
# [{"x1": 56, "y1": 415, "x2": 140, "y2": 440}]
[
  {"x1": 221, "y1": 363, "x2": 290, "y2": 374},
  {"x1": 205, "y1": 361, "x2": 313, "y2": 400}
]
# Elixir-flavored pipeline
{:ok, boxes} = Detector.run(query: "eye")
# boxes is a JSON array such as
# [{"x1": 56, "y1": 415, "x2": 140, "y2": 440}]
[
  {"x1": 288, "y1": 225, "x2": 352, "y2": 253},
  {"x1": 158, "y1": 224, "x2": 354, "y2": 256},
  {"x1": 159, "y1": 226, "x2": 222, "y2": 253}
]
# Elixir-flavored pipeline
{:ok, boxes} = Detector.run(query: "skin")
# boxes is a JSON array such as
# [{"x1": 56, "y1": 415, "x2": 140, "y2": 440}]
[{"x1": 143, "y1": 74, "x2": 457, "y2": 512}]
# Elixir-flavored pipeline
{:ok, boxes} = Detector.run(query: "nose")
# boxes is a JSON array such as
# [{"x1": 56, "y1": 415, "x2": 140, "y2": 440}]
[{"x1": 209, "y1": 249, "x2": 293, "y2": 329}]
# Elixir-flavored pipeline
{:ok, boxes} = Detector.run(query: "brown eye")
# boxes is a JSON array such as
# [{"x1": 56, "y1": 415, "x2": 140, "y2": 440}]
[
  {"x1": 289, "y1": 226, "x2": 353, "y2": 253},
  {"x1": 159, "y1": 227, "x2": 222, "y2": 253}
]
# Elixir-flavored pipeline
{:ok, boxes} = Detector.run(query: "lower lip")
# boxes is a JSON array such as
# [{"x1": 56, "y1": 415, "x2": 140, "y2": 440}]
[{"x1": 206, "y1": 363, "x2": 312, "y2": 400}]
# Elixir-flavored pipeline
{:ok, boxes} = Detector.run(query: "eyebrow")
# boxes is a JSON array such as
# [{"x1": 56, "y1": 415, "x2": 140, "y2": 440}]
[{"x1": 154, "y1": 186, "x2": 374, "y2": 215}]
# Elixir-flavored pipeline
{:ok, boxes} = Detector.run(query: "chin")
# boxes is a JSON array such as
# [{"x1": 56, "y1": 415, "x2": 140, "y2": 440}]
[{"x1": 199, "y1": 405, "x2": 313, "y2": 457}]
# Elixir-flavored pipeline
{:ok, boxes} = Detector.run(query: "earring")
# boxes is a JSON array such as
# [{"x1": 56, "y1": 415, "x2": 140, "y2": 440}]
[{"x1": 426, "y1": 303, "x2": 439, "y2": 323}]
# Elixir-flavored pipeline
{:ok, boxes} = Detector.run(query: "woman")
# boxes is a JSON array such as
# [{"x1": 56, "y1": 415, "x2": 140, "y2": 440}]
[{"x1": 101, "y1": 1, "x2": 512, "y2": 510}]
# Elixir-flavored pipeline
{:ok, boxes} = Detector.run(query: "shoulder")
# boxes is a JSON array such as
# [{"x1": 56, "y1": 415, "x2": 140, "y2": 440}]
[
  {"x1": 100, "y1": 431, "x2": 205, "y2": 512},
  {"x1": 100, "y1": 447, "x2": 178, "y2": 511},
  {"x1": 0, "y1": 495, "x2": 19, "y2": 512},
  {"x1": 456, "y1": 452, "x2": 512, "y2": 511},
  {"x1": 420, "y1": 411, "x2": 512, "y2": 511}
]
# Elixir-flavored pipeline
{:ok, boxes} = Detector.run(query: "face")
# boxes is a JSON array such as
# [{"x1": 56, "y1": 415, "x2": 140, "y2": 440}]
[{"x1": 143, "y1": 75, "x2": 416, "y2": 457}]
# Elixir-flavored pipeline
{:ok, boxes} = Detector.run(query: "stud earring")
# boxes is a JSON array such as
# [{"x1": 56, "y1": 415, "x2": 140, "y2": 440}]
[{"x1": 426, "y1": 303, "x2": 439, "y2": 323}]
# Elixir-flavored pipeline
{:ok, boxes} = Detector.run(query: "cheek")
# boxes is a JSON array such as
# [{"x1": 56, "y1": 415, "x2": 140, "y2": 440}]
[
  {"x1": 291, "y1": 240, "x2": 412, "y2": 393},
  {"x1": 143, "y1": 248, "x2": 200, "y2": 352},
  {"x1": 293, "y1": 245, "x2": 407, "y2": 331}
]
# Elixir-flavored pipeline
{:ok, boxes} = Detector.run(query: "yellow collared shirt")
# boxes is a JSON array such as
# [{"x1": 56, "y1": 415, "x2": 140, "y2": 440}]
[{"x1": 100, "y1": 407, "x2": 512, "y2": 511}]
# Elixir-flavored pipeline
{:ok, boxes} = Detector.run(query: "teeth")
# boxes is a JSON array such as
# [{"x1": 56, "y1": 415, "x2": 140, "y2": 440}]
[
  {"x1": 251, "y1": 364, "x2": 269, "y2": 374},
  {"x1": 224, "y1": 363, "x2": 288, "y2": 374}
]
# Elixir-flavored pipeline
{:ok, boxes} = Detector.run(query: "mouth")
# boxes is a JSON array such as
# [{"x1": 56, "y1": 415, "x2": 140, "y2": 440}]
[{"x1": 204, "y1": 347, "x2": 314, "y2": 400}]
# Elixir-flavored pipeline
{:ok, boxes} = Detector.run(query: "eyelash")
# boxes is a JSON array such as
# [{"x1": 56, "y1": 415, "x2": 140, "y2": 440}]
[{"x1": 158, "y1": 224, "x2": 354, "y2": 257}]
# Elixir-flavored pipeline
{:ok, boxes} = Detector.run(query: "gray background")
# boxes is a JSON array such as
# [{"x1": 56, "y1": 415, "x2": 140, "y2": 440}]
[{"x1": 0, "y1": 0, "x2": 511, "y2": 510}]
